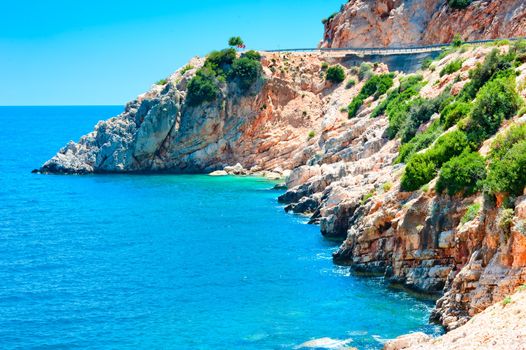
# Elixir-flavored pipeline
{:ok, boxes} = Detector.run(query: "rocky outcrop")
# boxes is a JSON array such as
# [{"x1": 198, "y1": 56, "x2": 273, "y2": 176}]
[
  {"x1": 39, "y1": 54, "x2": 341, "y2": 174},
  {"x1": 386, "y1": 288, "x2": 526, "y2": 349},
  {"x1": 278, "y1": 45, "x2": 526, "y2": 333},
  {"x1": 321, "y1": 0, "x2": 526, "y2": 48}
]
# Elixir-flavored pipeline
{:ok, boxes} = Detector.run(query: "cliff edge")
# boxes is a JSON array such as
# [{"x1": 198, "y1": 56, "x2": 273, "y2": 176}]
[{"x1": 321, "y1": 0, "x2": 526, "y2": 48}]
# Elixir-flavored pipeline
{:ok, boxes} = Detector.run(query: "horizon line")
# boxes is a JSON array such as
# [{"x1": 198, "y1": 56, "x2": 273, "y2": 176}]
[{"x1": 0, "y1": 104, "x2": 125, "y2": 107}]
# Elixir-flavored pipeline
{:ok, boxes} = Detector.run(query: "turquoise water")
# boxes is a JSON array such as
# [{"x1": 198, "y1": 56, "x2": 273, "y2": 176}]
[{"x1": 0, "y1": 106, "x2": 441, "y2": 349}]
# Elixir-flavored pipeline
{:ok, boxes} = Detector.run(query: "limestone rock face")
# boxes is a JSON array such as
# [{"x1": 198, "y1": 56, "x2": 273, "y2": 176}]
[
  {"x1": 40, "y1": 54, "x2": 336, "y2": 174},
  {"x1": 403, "y1": 289, "x2": 526, "y2": 350},
  {"x1": 321, "y1": 0, "x2": 526, "y2": 48}
]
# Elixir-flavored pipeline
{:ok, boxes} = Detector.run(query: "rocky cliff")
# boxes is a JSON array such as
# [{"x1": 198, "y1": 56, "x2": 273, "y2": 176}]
[
  {"x1": 321, "y1": 0, "x2": 526, "y2": 48},
  {"x1": 40, "y1": 53, "x2": 364, "y2": 175},
  {"x1": 384, "y1": 287, "x2": 526, "y2": 349},
  {"x1": 40, "y1": 40, "x2": 526, "y2": 342},
  {"x1": 278, "y1": 44, "x2": 526, "y2": 331}
]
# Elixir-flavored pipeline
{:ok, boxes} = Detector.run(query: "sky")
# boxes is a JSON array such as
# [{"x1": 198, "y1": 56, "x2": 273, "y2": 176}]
[{"x1": 0, "y1": 0, "x2": 345, "y2": 106}]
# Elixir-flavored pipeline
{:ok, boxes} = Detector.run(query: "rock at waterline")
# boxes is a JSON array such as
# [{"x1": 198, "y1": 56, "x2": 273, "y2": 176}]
[
  {"x1": 209, "y1": 170, "x2": 228, "y2": 176},
  {"x1": 382, "y1": 332, "x2": 431, "y2": 350},
  {"x1": 295, "y1": 337, "x2": 355, "y2": 349}
]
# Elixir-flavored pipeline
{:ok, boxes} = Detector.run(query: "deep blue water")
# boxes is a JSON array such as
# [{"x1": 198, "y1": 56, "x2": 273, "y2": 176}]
[{"x1": 0, "y1": 106, "x2": 442, "y2": 349}]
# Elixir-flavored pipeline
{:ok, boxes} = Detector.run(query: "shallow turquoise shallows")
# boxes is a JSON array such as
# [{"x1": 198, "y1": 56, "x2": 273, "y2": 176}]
[{"x1": 0, "y1": 106, "x2": 442, "y2": 349}]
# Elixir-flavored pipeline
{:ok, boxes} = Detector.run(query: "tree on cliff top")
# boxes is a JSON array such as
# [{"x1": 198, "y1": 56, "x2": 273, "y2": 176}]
[{"x1": 228, "y1": 36, "x2": 244, "y2": 48}]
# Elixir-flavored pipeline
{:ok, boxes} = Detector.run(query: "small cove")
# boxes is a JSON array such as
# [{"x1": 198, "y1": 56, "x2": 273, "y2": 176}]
[{"x1": 0, "y1": 106, "x2": 443, "y2": 349}]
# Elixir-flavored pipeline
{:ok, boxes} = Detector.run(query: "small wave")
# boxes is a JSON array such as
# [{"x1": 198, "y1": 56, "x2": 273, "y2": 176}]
[{"x1": 294, "y1": 337, "x2": 354, "y2": 349}]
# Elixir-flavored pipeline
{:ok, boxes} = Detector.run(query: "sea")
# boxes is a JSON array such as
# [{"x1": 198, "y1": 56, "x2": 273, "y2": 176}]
[{"x1": 0, "y1": 106, "x2": 442, "y2": 349}]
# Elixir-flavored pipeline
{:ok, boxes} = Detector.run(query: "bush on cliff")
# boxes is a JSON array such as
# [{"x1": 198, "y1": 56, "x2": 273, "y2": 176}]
[
  {"x1": 489, "y1": 123, "x2": 526, "y2": 161},
  {"x1": 228, "y1": 57, "x2": 262, "y2": 90},
  {"x1": 204, "y1": 48, "x2": 237, "y2": 76},
  {"x1": 326, "y1": 65, "x2": 346, "y2": 83},
  {"x1": 486, "y1": 140, "x2": 526, "y2": 196},
  {"x1": 436, "y1": 151, "x2": 486, "y2": 196},
  {"x1": 428, "y1": 130, "x2": 470, "y2": 165},
  {"x1": 358, "y1": 63, "x2": 373, "y2": 81},
  {"x1": 447, "y1": 0, "x2": 472, "y2": 9},
  {"x1": 440, "y1": 59, "x2": 463, "y2": 77},
  {"x1": 460, "y1": 49, "x2": 515, "y2": 100},
  {"x1": 348, "y1": 73, "x2": 394, "y2": 118},
  {"x1": 401, "y1": 153, "x2": 436, "y2": 191},
  {"x1": 241, "y1": 50, "x2": 261, "y2": 61},
  {"x1": 400, "y1": 130, "x2": 470, "y2": 191},
  {"x1": 186, "y1": 67, "x2": 221, "y2": 106},
  {"x1": 464, "y1": 76, "x2": 521, "y2": 143},
  {"x1": 440, "y1": 100, "x2": 472, "y2": 129},
  {"x1": 396, "y1": 120, "x2": 443, "y2": 163},
  {"x1": 398, "y1": 92, "x2": 451, "y2": 143}
]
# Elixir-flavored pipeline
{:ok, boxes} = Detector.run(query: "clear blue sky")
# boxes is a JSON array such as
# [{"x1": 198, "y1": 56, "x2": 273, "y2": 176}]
[{"x1": 0, "y1": 0, "x2": 345, "y2": 106}]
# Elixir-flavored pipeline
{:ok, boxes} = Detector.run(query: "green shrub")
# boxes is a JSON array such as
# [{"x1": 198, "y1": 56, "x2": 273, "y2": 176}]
[
  {"x1": 186, "y1": 67, "x2": 221, "y2": 106},
  {"x1": 399, "y1": 74, "x2": 424, "y2": 92},
  {"x1": 502, "y1": 296, "x2": 512, "y2": 306},
  {"x1": 461, "y1": 203, "x2": 481, "y2": 224},
  {"x1": 460, "y1": 49, "x2": 515, "y2": 100},
  {"x1": 205, "y1": 48, "x2": 237, "y2": 76},
  {"x1": 396, "y1": 120, "x2": 444, "y2": 163},
  {"x1": 346, "y1": 79, "x2": 356, "y2": 89},
  {"x1": 360, "y1": 190, "x2": 376, "y2": 205},
  {"x1": 358, "y1": 62, "x2": 373, "y2": 81},
  {"x1": 156, "y1": 78, "x2": 168, "y2": 85},
  {"x1": 436, "y1": 151, "x2": 486, "y2": 196},
  {"x1": 468, "y1": 76, "x2": 521, "y2": 142},
  {"x1": 241, "y1": 50, "x2": 261, "y2": 61},
  {"x1": 228, "y1": 57, "x2": 262, "y2": 89},
  {"x1": 486, "y1": 140, "x2": 526, "y2": 196},
  {"x1": 362, "y1": 74, "x2": 395, "y2": 98},
  {"x1": 440, "y1": 101, "x2": 472, "y2": 129},
  {"x1": 348, "y1": 73, "x2": 394, "y2": 118},
  {"x1": 490, "y1": 124, "x2": 526, "y2": 161},
  {"x1": 398, "y1": 90, "x2": 452, "y2": 143},
  {"x1": 308, "y1": 130, "x2": 315, "y2": 139},
  {"x1": 401, "y1": 153, "x2": 437, "y2": 191},
  {"x1": 348, "y1": 97, "x2": 365, "y2": 118},
  {"x1": 440, "y1": 59, "x2": 463, "y2": 77},
  {"x1": 180, "y1": 65, "x2": 194, "y2": 75},
  {"x1": 375, "y1": 76, "x2": 424, "y2": 128},
  {"x1": 452, "y1": 34, "x2": 464, "y2": 47},
  {"x1": 447, "y1": 0, "x2": 472, "y2": 9},
  {"x1": 326, "y1": 65, "x2": 346, "y2": 83},
  {"x1": 321, "y1": 62, "x2": 329, "y2": 70},
  {"x1": 428, "y1": 130, "x2": 470, "y2": 166},
  {"x1": 498, "y1": 208, "x2": 515, "y2": 233},
  {"x1": 421, "y1": 58, "x2": 433, "y2": 70}
]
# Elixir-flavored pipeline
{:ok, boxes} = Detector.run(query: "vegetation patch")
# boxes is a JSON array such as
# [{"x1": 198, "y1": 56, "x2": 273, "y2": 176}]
[
  {"x1": 186, "y1": 40, "x2": 263, "y2": 106},
  {"x1": 486, "y1": 140, "x2": 526, "y2": 197},
  {"x1": 447, "y1": 0, "x2": 472, "y2": 10},
  {"x1": 186, "y1": 67, "x2": 221, "y2": 106},
  {"x1": 440, "y1": 100, "x2": 472, "y2": 129},
  {"x1": 436, "y1": 151, "x2": 486, "y2": 196},
  {"x1": 464, "y1": 76, "x2": 521, "y2": 144},
  {"x1": 440, "y1": 59, "x2": 464, "y2": 77},
  {"x1": 461, "y1": 203, "x2": 481, "y2": 224},
  {"x1": 348, "y1": 73, "x2": 394, "y2": 118},
  {"x1": 326, "y1": 65, "x2": 346, "y2": 83}
]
